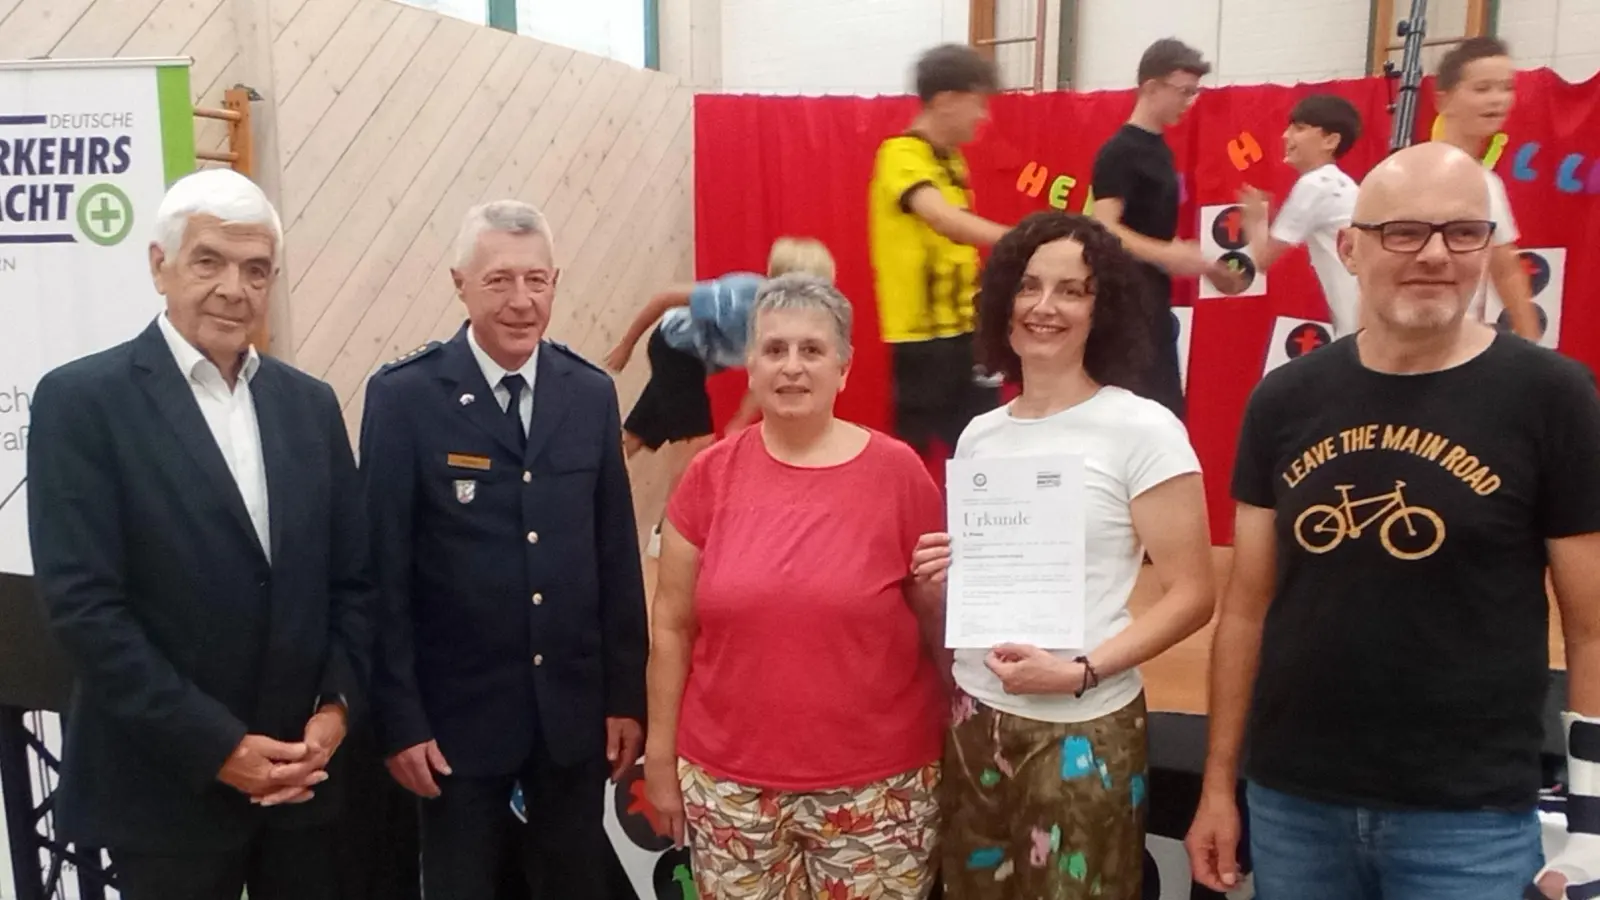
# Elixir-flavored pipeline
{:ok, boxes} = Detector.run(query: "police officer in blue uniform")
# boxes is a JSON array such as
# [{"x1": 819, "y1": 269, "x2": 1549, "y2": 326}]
[{"x1": 359, "y1": 200, "x2": 647, "y2": 900}]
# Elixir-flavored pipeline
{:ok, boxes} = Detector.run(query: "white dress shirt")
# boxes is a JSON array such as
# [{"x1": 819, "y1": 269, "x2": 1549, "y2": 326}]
[
  {"x1": 157, "y1": 313, "x2": 271, "y2": 559},
  {"x1": 467, "y1": 326, "x2": 538, "y2": 435}
]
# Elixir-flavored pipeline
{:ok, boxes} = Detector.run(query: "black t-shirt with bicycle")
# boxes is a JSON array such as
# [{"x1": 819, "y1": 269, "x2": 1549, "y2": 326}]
[{"x1": 1232, "y1": 332, "x2": 1600, "y2": 811}]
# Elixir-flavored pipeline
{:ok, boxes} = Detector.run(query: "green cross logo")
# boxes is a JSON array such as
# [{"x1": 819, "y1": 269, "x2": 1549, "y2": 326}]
[{"x1": 76, "y1": 184, "x2": 134, "y2": 247}]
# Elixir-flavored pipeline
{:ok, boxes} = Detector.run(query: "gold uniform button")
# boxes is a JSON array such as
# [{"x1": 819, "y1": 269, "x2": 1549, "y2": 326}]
[
  {"x1": 532, "y1": 593, "x2": 543, "y2": 605},
  {"x1": 533, "y1": 654, "x2": 544, "y2": 666},
  {"x1": 526, "y1": 531, "x2": 538, "y2": 544},
  {"x1": 522, "y1": 471, "x2": 531, "y2": 483}
]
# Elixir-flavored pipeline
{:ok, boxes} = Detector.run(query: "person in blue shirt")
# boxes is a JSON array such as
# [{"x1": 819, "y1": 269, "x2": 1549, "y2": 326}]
[{"x1": 606, "y1": 236, "x2": 835, "y2": 496}]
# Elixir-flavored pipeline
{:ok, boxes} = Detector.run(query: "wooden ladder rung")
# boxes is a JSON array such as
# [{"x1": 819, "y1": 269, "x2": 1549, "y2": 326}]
[
  {"x1": 1371, "y1": 0, "x2": 1492, "y2": 75},
  {"x1": 975, "y1": 35, "x2": 1039, "y2": 47},
  {"x1": 1385, "y1": 35, "x2": 1470, "y2": 51},
  {"x1": 190, "y1": 86, "x2": 254, "y2": 178},
  {"x1": 968, "y1": 0, "x2": 1050, "y2": 92},
  {"x1": 193, "y1": 106, "x2": 243, "y2": 123}
]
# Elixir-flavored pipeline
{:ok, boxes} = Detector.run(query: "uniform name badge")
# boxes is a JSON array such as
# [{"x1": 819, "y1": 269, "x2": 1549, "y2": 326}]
[{"x1": 454, "y1": 479, "x2": 476, "y2": 504}]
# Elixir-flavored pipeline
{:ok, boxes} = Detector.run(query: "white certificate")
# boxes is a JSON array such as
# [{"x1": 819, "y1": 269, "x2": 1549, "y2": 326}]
[{"x1": 944, "y1": 455, "x2": 1087, "y2": 650}]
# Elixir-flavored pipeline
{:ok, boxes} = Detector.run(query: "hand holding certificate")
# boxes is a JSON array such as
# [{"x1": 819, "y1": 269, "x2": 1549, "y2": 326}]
[{"x1": 944, "y1": 456, "x2": 1087, "y2": 650}]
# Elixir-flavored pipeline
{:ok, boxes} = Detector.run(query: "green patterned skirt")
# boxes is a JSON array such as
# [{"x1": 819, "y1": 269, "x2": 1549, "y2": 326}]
[{"x1": 941, "y1": 691, "x2": 1148, "y2": 900}]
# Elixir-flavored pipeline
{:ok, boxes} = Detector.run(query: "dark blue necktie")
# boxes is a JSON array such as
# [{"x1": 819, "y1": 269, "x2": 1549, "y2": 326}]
[{"x1": 501, "y1": 374, "x2": 527, "y2": 449}]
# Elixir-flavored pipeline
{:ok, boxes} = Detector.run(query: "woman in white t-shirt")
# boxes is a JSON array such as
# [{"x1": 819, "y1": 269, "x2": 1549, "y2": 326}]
[{"x1": 913, "y1": 212, "x2": 1216, "y2": 900}]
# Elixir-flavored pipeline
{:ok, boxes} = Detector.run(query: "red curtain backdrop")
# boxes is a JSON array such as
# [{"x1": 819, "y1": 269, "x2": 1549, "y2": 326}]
[{"x1": 692, "y1": 69, "x2": 1600, "y2": 542}]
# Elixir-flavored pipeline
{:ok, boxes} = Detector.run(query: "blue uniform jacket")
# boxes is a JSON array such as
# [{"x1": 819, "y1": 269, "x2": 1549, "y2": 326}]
[{"x1": 359, "y1": 325, "x2": 647, "y2": 775}]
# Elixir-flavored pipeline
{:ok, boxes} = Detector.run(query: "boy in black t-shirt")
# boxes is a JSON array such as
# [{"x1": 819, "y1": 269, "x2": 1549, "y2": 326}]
[
  {"x1": 1185, "y1": 142, "x2": 1600, "y2": 900},
  {"x1": 1091, "y1": 38, "x2": 1243, "y2": 419}
]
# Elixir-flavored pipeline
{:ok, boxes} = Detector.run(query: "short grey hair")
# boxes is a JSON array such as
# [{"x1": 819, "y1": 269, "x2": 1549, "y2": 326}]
[
  {"x1": 748, "y1": 273, "x2": 854, "y2": 362},
  {"x1": 453, "y1": 199, "x2": 555, "y2": 269},
  {"x1": 153, "y1": 168, "x2": 283, "y2": 262}
]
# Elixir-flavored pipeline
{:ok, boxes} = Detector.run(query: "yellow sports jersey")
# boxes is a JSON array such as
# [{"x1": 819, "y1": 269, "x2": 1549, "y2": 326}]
[{"x1": 868, "y1": 134, "x2": 982, "y2": 344}]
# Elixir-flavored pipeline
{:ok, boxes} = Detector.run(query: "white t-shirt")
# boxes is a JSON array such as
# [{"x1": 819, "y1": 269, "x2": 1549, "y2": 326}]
[
  {"x1": 1270, "y1": 164, "x2": 1360, "y2": 337},
  {"x1": 1471, "y1": 168, "x2": 1521, "y2": 320},
  {"x1": 950, "y1": 387, "x2": 1202, "y2": 724}
]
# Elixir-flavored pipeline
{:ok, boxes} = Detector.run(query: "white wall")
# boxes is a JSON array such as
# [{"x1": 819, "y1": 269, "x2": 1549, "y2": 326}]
[
  {"x1": 715, "y1": 0, "x2": 1370, "y2": 95},
  {"x1": 393, "y1": 0, "x2": 489, "y2": 27},
  {"x1": 396, "y1": 0, "x2": 648, "y2": 68},
  {"x1": 1075, "y1": 0, "x2": 1370, "y2": 91},
  {"x1": 658, "y1": 0, "x2": 722, "y2": 86},
  {"x1": 714, "y1": 0, "x2": 1600, "y2": 98},
  {"x1": 1498, "y1": 0, "x2": 1600, "y2": 83},
  {"x1": 517, "y1": 0, "x2": 647, "y2": 69},
  {"x1": 992, "y1": 0, "x2": 1061, "y2": 90},
  {"x1": 719, "y1": 0, "x2": 970, "y2": 94},
  {"x1": 1075, "y1": 0, "x2": 1600, "y2": 89}
]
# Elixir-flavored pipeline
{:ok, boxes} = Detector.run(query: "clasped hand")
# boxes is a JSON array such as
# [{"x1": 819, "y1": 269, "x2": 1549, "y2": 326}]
[{"x1": 218, "y1": 704, "x2": 347, "y2": 807}]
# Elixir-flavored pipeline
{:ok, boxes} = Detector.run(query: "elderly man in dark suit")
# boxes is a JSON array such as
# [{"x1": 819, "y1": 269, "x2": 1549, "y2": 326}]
[
  {"x1": 360, "y1": 199, "x2": 648, "y2": 900},
  {"x1": 25, "y1": 168, "x2": 373, "y2": 900}
]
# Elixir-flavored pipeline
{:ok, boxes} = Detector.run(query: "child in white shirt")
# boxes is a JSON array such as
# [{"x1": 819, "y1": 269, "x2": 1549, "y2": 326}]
[
  {"x1": 1240, "y1": 94, "x2": 1362, "y2": 336},
  {"x1": 1431, "y1": 35, "x2": 1540, "y2": 340}
]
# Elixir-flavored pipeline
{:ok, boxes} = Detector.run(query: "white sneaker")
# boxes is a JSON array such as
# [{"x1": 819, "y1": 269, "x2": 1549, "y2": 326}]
[{"x1": 646, "y1": 523, "x2": 662, "y2": 558}]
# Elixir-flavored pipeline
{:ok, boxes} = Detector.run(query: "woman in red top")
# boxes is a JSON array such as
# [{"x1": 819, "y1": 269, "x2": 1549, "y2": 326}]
[{"x1": 644, "y1": 273, "x2": 948, "y2": 900}]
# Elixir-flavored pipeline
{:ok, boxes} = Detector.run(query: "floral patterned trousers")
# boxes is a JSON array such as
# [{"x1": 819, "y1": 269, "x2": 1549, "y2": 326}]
[
  {"x1": 941, "y1": 692, "x2": 1149, "y2": 900},
  {"x1": 679, "y1": 759, "x2": 942, "y2": 900}
]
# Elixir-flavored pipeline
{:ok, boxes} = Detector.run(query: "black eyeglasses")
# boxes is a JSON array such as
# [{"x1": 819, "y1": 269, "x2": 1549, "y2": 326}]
[{"x1": 1350, "y1": 220, "x2": 1497, "y2": 253}]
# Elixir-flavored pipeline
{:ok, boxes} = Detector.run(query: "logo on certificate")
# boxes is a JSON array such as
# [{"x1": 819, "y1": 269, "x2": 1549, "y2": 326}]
[{"x1": 972, "y1": 473, "x2": 987, "y2": 488}]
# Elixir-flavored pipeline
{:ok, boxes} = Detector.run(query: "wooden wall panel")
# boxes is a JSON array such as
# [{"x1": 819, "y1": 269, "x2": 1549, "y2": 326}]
[
  {"x1": 274, "y1": 0, "x2": 405, "y2": 161},
  {"x1": 0, "y1": 0, "x2": 695, "y2": 531},
  {"x1": 287, "y1": 25, "x2": 514, "y2": 341},
  {"x1": 325, "y1": 50, "x2": 589, "y2": 374},
  {"x1": 277, "y1": 8, "x2": 437, "y2": 221},
  {"x1": 0, "y1": 1, "x2": 97, "y2": 59},
  {"x1": 296, "y1": 35, "x2": 544, "y2": 381},
  {"x1": 376, "y1": 50, "x2": 607, "y2": 363},
  {"x1": 280, "y1": 15, "x2": 477, "y2": 270},
  {"x1": 120, "y1": 0, "x2": 227, "y2": 57},
  {"x1": 272, "y1": 0, "x2": 359, "y2": 99},
  {"x1": 50, "y1": 0, "x2": 167, "y2": 58}
]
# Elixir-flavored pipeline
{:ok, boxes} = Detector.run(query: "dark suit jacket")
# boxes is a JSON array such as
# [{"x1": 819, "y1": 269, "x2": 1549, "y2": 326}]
[
  {"x1": 25, "y1": 320, "x2": 374, "y2": 853},
  {"x1": 360, "y1": 327, "x2": 647, "y2": 776}
]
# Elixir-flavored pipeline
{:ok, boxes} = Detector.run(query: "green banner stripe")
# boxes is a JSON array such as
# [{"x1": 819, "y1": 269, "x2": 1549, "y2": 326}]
[{"x1": 155, "y1": 64, "x2": 196, "y2": 186}]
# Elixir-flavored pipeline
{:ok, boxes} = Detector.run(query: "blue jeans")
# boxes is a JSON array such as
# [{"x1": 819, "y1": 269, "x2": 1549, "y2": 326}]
[{"x1": 1247, "y1": 781, "x2": 1543, "y2": 900}]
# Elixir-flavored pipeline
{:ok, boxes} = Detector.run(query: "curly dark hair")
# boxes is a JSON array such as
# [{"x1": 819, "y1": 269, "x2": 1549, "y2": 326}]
[{"x1": 976, "y1": 212, "x2": 1156, "y2": 391}]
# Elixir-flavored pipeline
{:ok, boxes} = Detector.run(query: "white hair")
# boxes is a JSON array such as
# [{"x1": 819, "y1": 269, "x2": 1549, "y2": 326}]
[
  {"x1": 153, "y1": 168, "x2": 283, "y2": 261},
  {"x1": 453, "y1": 200, "x2": 555, "y2": 269}
]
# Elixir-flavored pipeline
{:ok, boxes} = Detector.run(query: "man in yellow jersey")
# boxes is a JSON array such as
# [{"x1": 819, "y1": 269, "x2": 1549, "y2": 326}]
[{"x1": 870, "y1": 44, "x2": 1012, "y2": 457}]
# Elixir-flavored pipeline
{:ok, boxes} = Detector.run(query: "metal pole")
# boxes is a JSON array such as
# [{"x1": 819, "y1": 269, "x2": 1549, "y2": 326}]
[
  {"x1": 1032, "y1": 0, "x2": 1048, "y2": 92},
  {"x1": 0, "y1": 706, "x2": 46, "y2": 900},
  {"x1": 1389, "y1": 0, "x2": 1429, "y2": 152}
]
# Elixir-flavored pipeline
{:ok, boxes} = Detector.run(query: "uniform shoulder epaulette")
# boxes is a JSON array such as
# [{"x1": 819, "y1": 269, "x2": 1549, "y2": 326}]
[
  {"x1": 547, "y1": 341, "x2": 608, "y2": 376},
  {"x1": 376, "y1": 340, "x2": 442, "y2": 374}
]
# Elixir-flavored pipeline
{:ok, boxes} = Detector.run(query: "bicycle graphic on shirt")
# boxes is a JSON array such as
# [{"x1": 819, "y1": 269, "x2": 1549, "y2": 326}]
[{"x1": 1293, "y1": 480, "x2": 1446, "y2": 560}]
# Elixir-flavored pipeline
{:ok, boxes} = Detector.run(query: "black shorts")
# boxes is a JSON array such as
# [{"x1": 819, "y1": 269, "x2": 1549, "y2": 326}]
[
  {"x1": 623, "y1": 328, "x2": 713, "y2": 451},
  {"x1": 889, "y1": 333, "x2": 999, "y2": 454}
]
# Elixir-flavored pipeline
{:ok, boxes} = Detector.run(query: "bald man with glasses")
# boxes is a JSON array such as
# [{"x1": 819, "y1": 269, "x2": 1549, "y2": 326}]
[{"x1": 1186, "y1": 142, "x2": 1600, "y2": 900}]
